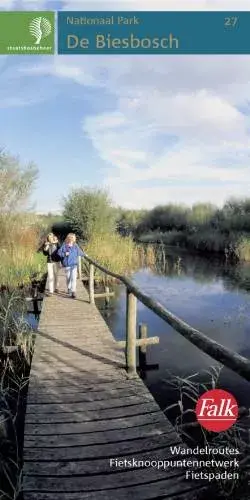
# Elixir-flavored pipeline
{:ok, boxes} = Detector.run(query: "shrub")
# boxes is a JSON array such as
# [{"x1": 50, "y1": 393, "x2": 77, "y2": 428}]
[{"x1": 63, "y1": 187, "x2": 116, "y2": 240}]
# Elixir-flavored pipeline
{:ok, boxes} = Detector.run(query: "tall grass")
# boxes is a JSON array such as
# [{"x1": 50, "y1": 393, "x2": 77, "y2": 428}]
[
  {"x1": 0, "y1": 251, "x2": 46, "y2": 289},
  {"x1": 0, "y1": 214, "x2": 45, "y2": 498},
  {"x1": 235, "y1": 236, "x2": 250, "y2": 262},
  {"x1": 0, "y1": 215, "x2": 46, "y2": 288},
  {"x1": 133, "y1": 198, "x2": 250, "y2": 261},
  {"x1": 0, "y1": 291, "x2": 35, "y2": 353},
  {"x1": 164, "y1": 367, "x2": 249, "y2": 499},
  {"x1": 0, "y1": 292, "x2": 34, "y2": 500},
  {"x1": 82, "y1": 232, "x2": 156, "y2": 279},
  {"x1": 139, "y1": 230, "x2": 250, "y2": 261}
]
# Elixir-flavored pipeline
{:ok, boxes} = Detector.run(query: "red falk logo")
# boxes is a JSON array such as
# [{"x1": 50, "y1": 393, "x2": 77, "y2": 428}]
[{"x1": 195, "y1": 389, "x2": 238, "y2": 432}]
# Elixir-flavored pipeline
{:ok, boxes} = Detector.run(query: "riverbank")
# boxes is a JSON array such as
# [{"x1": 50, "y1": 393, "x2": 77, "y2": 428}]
[
  {"x1": 0, "y1": 278, "x2": 46, "y2": 500},
  {"x1": 138, "y1": 230, "x2": 250, "y2": 261},
  {"x1": 96, "y1": 251, "x2": 250, "y2": 499},
  {"x1": 0, "y1": 221, "x2": 47, "y2": 499}
]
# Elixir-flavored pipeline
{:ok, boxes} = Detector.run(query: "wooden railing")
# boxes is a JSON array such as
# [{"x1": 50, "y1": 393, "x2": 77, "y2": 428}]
[{"x1": 79, "y1": 255, "x2": 250, "y2": 382}]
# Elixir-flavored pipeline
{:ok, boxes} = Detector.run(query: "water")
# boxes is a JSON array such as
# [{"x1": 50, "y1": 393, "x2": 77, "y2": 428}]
[
  {"x1": 98, "y1": 248, "x2": 250, "y2": 417},
  {"x1": 26, "y1": 311, "x2": 39, "y2": 329}
]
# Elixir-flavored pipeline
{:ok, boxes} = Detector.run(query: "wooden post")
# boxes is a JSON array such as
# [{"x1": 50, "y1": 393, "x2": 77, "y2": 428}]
[
  {"x1": 78, "y1": 255, "x2": 82, "y2": 280},
  {"x1": 125, "y1": 289, "x2": 137, "y2": 377},
  {"x1": 32, "y1": 297, "x2": 39, "y2": 317},
  {"x1": 89, "y1": 264, "x2": 95, "y2": 304},
  {"x1": 139, "y1": 323, "x2": 147, "y2": 367},
  {"x1": 104, "y1": 286, "x2": 110, "y2": 309},
  {"x1": 32, "y1": 283, "x2": 39, "y2": 316}
]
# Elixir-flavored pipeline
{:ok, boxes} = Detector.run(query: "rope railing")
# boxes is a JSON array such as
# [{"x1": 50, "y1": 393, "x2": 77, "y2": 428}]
[{"x1": 80, "y1": 254, "x2": 250, "y2": 382}]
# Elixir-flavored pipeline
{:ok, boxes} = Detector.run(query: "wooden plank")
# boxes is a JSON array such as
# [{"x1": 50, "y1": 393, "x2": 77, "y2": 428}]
[
  {"x1": 29, "y1": 373, "x2": 128, "y2": 385},
  {"x1": 23, "y1": 468, "x2": 185, "y2": 491},
  {"x1": 30, "y1": 364, "x2": 126, "y2": 375},
  {"x1": 24, "y1": 485, "x2": 207, "y2": 500},
  {"x1": 24, "y1": 411, "x2": 167, "y2": 436},
  {"x1": 22, "y1": 444, "x2": 185, "y2": 475},
  {"x1": 22, "y1": 270, "x2": 207, "y2": 499},
  {"x1": 23, "y1": 478, "x2": 207, "y2": 499},
  {"x1": 25, "y1": 403, "x2": 166, "y2": 424},
  {"x1": 27, "y1": 387, "x2": 146, "y2": 404},
  {"x1": 27, "y1": 379, "x2": 142, "y2": 394},
  {"x1": 24, "y1": 433, "x2": 182, "y2": 461},
  {"x1": 117, "y1": 337, "x2": 159, "y2": 348},
  {"x1": 24, "y1": 420, "x2": 170, "y2": 447},
  {"x1": 94, "y1": 292, "x2": 115, "y2": 298},
  {"x1": 29, "y1": 368, "x2": 126, "y2": 380},
  {"x1": 25, "y1": 394, "x2": 157, "y2": 415}
]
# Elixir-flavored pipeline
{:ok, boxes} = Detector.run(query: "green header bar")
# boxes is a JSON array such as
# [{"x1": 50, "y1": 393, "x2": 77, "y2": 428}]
[{"x1": 0, "y1": 11, "x2": 55, "y2": 55}]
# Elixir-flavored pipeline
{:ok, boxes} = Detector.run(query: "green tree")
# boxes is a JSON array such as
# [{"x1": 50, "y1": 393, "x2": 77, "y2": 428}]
[
  {"x1": 62, "y1": 187, "x2": 116, "y2": 240},
  {"x1": 116, "y1": 208, "x2": 146, "y2": 236},
  {"x1": 0, "y1": 148, "x2": 38, "y2": 213},
  {"x1": 137, "y1": 204, "x2": 189, "y2": 234},
  {"x1": 189, "y1": 203, "x2": 216, "y2": 228}
]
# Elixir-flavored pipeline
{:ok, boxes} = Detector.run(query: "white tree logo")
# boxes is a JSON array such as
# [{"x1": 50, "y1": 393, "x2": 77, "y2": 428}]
[{"x1": 29, "y1": 17, "x2": 52, "y2": 45}]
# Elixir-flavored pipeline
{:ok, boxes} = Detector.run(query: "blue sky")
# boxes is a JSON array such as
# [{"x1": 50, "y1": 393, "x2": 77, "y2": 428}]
[{"x1": 1, "y1": 0, "x2": 250, "y2": 213}]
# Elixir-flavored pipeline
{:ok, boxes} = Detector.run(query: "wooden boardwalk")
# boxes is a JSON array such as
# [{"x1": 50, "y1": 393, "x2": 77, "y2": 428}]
[{"x1": 22, "y1": 270, "x2": 207, "y2": 500}]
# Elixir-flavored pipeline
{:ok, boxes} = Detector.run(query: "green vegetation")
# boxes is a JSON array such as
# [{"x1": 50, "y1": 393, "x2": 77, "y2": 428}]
[
  {"x1": 83, "y1": 232, "x2": 156, "y2": 279},
  {"x1": 0, "y1": 149, "x2": 46, "y2": 499},
  {"x1": 165, "y1": 367, "x2": 249, "y2": 499},
  {"x1": 63, "y1": 187, "x2": 116, "y2": 240},
  {"x1": 0, "y1": 149, "x2": 47, "y2": 288},
  {"x1": 35, "y1": 212, "x2": 63, "y2": 242},
  {"x1": 0, "y1": 148, "x2": 38, "y2": 213},
  {"x1": 116, "y1": 208, "x2": 147, "y2": 236},
  {"x1": 60, "y1": 188, "x2": 250, "y2": 266},
  {"x1": 0, "y1": 291, "x2": 33, "y2": 500},
  {"x1": 62, "y1": 187, "x2": 155, "y2": 277},
  {"x1": 116, "y1": 200, "x2": 250, "y2": 262},
  {"x1": 1, "y1": 147, "x2": 249, "y2": 499}
]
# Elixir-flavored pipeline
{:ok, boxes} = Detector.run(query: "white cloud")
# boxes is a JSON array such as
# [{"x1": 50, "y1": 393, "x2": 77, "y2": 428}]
[
  {"x1": 81, "y1": 58, "x2": 250, "y2": 206},
  {"x1": 104, "y1": 182, "x2": 250, "y2": 210},
  {"x1": 21, "y1": 60, "x2": 99, "y2": 86},
  {"x1": 3, "y1": 0, "x2": 250, "y2": 208},
  {"x1": 26, "y1": 51, "x2": 250, "y2": 207}
]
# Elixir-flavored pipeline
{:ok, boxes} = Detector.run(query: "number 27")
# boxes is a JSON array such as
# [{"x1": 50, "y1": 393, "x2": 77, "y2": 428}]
[{"x1": 225, "y1": 17, "x2": 238, "y2": 27}]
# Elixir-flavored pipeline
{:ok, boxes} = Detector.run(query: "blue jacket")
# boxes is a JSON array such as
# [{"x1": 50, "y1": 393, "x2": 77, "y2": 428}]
[{"x1": 58, "y1": 243, "x2": 85, "y2": 268}]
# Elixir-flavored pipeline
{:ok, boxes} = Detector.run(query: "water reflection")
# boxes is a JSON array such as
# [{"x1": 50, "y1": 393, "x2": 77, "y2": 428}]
[{"x1": 98, "y1": 248, "x2": 250, "y2": 411}]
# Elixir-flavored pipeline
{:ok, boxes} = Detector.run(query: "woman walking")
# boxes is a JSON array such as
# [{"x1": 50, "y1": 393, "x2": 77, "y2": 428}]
[
  {"x1": 58, "y1": 233, "x2": 85, "y2": 299},
  {"x1": 43, "y1": 233, "x2": 61, "y2": 296}
]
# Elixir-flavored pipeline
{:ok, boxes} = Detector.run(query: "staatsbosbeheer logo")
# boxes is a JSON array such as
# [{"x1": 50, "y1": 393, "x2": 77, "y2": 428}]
[
  {"x1": 195, "y1": 389, "x2": 238, "y2": 432},
  {"x1": 0, "y1": 11, "x2": 55, "y2": 55},
  {"x1": 29, "y1": 17, "x2": 52, "y2": 45}
]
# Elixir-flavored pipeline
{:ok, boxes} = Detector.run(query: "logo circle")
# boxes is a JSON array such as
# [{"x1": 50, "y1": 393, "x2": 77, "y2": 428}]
[{"x1": 195, "y1": 389, "x2": 238, "y2": 432}]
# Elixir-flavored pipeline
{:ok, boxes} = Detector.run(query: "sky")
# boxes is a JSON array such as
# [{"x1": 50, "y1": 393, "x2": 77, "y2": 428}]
[{"x1": 1, "y1": 1, "x2": 250, "y2": 213}]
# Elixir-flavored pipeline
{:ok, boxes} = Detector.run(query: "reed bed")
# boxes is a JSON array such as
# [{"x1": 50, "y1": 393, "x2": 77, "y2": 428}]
[
  {"x1": 163, "y1": 367, "x2": 249, "y2": 499},
  {"x1": 0, "y1": 250, "x2": 46, "y2": 289},
  {"x1": 0, "y1": 217, "x2": 46, "y2": 288},
  {"x1": 139, "y1": 230, "x2": 250, "y2": 262},
  {"x1": 0, "y1": 292, "x2": 34, "y2": 500},
  {"x1": 81, "y1": 232, "x2": 157, "y2": 281}
]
